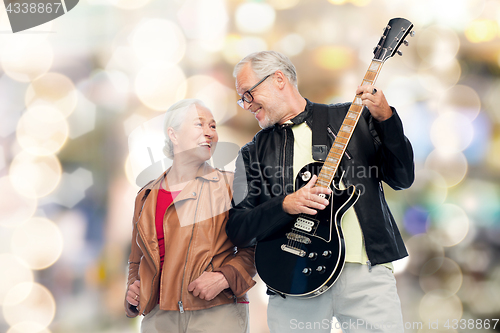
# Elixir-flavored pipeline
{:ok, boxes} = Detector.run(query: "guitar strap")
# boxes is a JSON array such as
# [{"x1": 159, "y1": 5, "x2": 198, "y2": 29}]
[{"x1": 311, "y1": 103, "x2": 329, "y2": 162}]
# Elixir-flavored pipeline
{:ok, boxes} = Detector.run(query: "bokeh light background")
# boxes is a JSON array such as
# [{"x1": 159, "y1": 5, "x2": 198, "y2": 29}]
[{"x1": 1, "y1": 0, "x2": 500, "y2": 332}]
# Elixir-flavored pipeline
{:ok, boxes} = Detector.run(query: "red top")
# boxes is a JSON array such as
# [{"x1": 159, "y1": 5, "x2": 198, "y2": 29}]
[{"x1": 155, "y1": 188, "x2": 181, "y2": 292}]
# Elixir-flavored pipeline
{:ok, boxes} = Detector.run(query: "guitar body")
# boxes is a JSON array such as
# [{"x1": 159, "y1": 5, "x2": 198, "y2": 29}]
[{"x1": 255, "y1": 162, "x2": 360, "y2": 298}]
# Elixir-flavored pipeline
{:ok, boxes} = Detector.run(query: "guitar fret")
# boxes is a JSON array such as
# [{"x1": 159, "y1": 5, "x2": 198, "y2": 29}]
[
  {"x1": 362, "y1": 80, "x2": 372, "y2": 86},
  {"x1": 369, "y1": 61, "x2": 382, "y2": 71},
  {"x1": 338, "y1": 130, "x2": 351, "y2": 139},
  {"x1": 344, "y1": 119, "x2": 356, "y2": 126},
  {"x1": 334, "y1": 143, "x2": 345, "y2": 149},
  {"x1": 364, "y1": 71, "x2": 377, "y2": 81},
  {"x1": 318, "y1": 173, "x2": 330, "y2": 180},
  {"x1": 318, "y1": 176, "x2": 330, "y2": 184},
  {"x1": 354, "y1": 97, "x2": 362, "y2": 105},
  {"x1": 316, "y1": 180, "x2": 330, "y2": 187},
  {"x1": 337, "y1": 137, "x2": 349, "y2": 145},
  {"x1": 319, "y1": 173, "x2": 333, "y2": 181},
  {"x1": 349, "y1": 104, "x2": 362, "y2": 113},
  {"x1": 326, "y1": 156, "x2": 339, "y2": 164},
  {"x1": 323, "y1": 154, "x2": 340, "y2": 167},
  {"x1": 324, "y1": 166, "x2": 335, "y2": 173}
]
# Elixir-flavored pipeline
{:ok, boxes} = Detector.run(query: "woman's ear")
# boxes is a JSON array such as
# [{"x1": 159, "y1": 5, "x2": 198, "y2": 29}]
[{"x1": 167, "y1": 127, "x2": 178, "y2": 145}]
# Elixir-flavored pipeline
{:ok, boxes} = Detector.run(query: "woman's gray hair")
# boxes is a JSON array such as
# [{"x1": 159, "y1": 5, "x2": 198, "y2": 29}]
[
  {"x1": 162, "y1": 98, "x2": 207, "y2": 159},
  {"x1": 233, "y1": 51, "x2": 298, "y2": 88}
]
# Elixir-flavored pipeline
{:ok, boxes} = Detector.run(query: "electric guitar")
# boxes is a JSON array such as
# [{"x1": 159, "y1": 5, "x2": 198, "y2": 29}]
[{"x1": 254, "y1": 18, "x2": 414, "y2": 298}]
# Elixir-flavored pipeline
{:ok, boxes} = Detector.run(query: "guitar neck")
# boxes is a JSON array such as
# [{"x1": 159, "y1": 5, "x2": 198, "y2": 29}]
[{"x1": 315, "y1": 59, "x2": 385, "y2": 189}]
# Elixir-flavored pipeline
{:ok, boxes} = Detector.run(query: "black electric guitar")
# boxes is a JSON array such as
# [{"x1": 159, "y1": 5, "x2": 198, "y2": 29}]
[{"x1": 254, "y1": 18, "x2": 414, "y2": 298}]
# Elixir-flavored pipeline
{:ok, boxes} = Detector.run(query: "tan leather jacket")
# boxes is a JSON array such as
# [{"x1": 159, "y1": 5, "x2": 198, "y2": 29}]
[{"x1": 125, "y1": 164, "x2": 256, "y2": 317}]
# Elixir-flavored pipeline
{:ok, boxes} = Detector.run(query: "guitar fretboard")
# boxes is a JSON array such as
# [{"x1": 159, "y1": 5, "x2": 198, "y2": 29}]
[{"x1": 315, "y1": 59, "x2": 384, "y2": 189}]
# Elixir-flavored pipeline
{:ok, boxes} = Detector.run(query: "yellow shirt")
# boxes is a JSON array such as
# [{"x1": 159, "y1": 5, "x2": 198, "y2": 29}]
[{"x1": 290, "y1": 122, "x2": 393, "y2": 271}]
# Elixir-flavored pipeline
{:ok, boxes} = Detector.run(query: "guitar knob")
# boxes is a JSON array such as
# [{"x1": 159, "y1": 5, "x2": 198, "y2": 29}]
[
  {"x1": 403, "y1": 40, "x2": 409, "y2": 46},
  {"x1": 301, "y1": 171, "x2": 311, "y2": 182},
  {"x1": 410, "y1": 31, "x2": 415, "y2": 37},
  {"x1": 308, "y1": 252, "x2": 318, "y2": 261},
  {"x1": 302, "y1": 268, "x2": 312, "y2": 276},
  {"x1": 397, "y1": 50, "x2": 403, "y2": 56},
  {"x1": 316, "y1": 266, "x2": 326, "y2": 274},
  {"x1": 322, "y1": 250, "x2": 332, "y2": 259}
]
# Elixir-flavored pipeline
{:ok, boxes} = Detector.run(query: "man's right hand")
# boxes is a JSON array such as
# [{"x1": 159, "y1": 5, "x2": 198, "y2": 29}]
[
  {"x1": 282, "y1": 175, "x2": 331, "y2": 215},
  {"x1": 126, "y1": 280, "x2": 141, "y2": 307}
]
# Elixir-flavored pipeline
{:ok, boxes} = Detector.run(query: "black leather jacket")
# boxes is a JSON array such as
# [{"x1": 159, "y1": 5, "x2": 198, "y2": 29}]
[{"x1": 227, "y1": 99, "x2": 414, "y2": 266}]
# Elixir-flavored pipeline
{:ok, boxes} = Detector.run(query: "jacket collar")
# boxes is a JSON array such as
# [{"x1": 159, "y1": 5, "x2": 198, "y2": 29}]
[
  {"x1": 145, "y1": 162, "x2": 220, "y2": 192},
  {"x1": 137, "y1": 163, "x2": 221, "y2": 232},
  {"x1": 275, "y1": 98, "x2": 313, "y2": 127}
]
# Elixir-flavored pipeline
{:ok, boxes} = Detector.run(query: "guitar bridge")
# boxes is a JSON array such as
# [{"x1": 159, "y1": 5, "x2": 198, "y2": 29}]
[
  {"x1": 281, "y1": 245, "x2": 306, "y2": 257},
  {"x1": 286, "y1": 232, "x2": 311, "y2": 244}
]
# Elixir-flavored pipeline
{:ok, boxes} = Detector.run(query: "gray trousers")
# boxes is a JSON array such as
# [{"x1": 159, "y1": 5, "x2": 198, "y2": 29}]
[
  {"x1": 267, "y1": 263, "x2": 405, "y2": 333},
  {"x1": 141, "y1": 302, "x2": 249, "y2": 333}
]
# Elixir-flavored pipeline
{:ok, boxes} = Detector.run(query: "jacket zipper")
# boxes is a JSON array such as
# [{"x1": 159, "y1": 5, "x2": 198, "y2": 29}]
[
  {"x1": 135, "y1": 191, "x2": 158, "y2": 315},
  {"x1": 178, "y1": 182, "x2": 205, "y2": 313},
  {"x1": 282, "y1": 125, "x2": 288, "y2": 193}
]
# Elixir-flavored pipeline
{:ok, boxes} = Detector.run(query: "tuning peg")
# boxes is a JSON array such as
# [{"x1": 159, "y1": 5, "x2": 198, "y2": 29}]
[
  {"x1": 397, "y1": 50, "x2": 403, "y2": 56},
  {"x1": 410, "y1": 31, "x2": 415, "y2": 37},
  {"x1": 403, "y1": 40, "x2": 409, "y2": 46}
]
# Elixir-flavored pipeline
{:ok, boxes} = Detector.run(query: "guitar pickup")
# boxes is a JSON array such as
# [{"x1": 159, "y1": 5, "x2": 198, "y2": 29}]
[
  {"x1": 286, "y1": 232, "x2": 311, "y2": 244},
  {"x1": 294, "y1": 217, "x2": 316, "y2": 232}
]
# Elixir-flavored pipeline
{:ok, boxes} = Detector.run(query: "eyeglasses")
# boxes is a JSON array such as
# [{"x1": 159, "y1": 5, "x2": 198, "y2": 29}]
[{"x1": 237, "y1": 74, "x2": 272, "y2": 108}]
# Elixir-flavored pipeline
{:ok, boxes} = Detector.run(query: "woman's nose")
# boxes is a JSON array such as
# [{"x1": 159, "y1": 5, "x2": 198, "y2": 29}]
[{"x1": 204, "y1": 126, "x2": 216, "y2": 138}]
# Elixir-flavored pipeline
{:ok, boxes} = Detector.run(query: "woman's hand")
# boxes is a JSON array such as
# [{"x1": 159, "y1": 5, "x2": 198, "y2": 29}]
[
  {"x1": 188, "y1": 272, "x2": 229, "y2": 301},
  {"x1": 126, "y1": 280, "x2": 141, "y2": 307}
]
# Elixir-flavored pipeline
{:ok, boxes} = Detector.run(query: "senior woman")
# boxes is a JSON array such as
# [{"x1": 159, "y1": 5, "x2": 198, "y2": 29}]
[{"x1": 124, "y1": 99, "x2": 256, "y2": 333}]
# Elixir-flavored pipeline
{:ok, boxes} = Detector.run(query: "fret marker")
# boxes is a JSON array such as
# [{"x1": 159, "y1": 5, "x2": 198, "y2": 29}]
[
  {"x1": 347, "y1": 112, "x2": 357, "y2": 119},
  {"x1": 341, "y1": 125, "x2": 352, "y2": 132}
]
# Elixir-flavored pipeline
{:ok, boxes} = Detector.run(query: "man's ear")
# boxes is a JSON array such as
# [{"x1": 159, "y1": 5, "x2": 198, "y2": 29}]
[
  {"x1": 167, "y1": 127, "x2": 178, "y2": 145},
  {"x1": 274, "y1": 70, "x2": 287, "y2": 90}
]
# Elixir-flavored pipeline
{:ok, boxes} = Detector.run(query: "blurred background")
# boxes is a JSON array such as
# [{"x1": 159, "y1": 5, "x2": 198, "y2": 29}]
[{"x1": 1, "y1": 0, "x2": 500, "y2": 332}]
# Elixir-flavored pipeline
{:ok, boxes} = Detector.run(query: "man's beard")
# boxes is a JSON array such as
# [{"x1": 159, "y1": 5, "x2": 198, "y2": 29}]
[
  {"x1": 258, "y1": 113, "x2": 274, "y2": 129},
  {"x1": 258, "y1": 105, "x2": 286, "y2": 129}
]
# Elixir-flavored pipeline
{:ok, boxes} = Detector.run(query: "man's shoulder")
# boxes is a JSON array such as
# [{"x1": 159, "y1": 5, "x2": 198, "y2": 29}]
[
  {"x1": 241, "y1": 127, "x2": 275, "y2": 151},
  {"x1": 310, "y1": 100, "x2": 351, "y2": 112}
]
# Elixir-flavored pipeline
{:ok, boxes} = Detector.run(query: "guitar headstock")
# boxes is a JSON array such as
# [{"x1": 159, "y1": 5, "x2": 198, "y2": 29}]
[{"x1": 373, "y1": 18, "x2": 414, "y2": 62}]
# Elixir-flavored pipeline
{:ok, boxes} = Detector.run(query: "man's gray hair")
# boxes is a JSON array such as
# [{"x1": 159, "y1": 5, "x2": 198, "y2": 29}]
[
  {"x1": 162, "y1": 98, "x2": 207, "y2": 159},
  {"x1": 233, "y1": 51, "x2": 298, "y2": 88}
]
